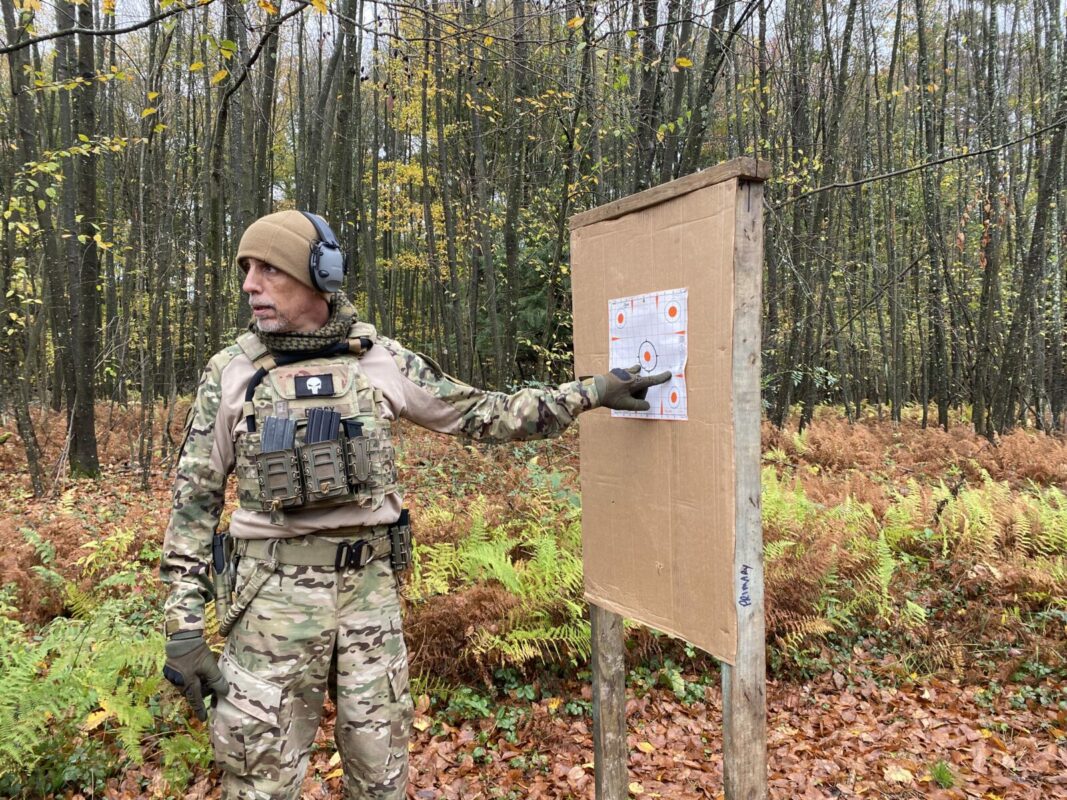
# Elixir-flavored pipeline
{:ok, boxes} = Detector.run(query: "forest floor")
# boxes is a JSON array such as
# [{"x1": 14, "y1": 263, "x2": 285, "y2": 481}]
[{"x1": 0, "y1": 403, "x2": 1065, "y2": 799}]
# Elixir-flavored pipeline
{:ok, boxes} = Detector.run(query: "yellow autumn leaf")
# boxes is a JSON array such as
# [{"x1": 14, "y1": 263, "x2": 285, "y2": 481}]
[
  {"x1": 675, "y1": 56, "x2": 693, "y2": 68},
  {"x1": 16, "y1": 222, "x2": 31, "y2": 235},
  {"x1": 884, "y1": 765, "x2": 914, "y2": 783},
  {"x1": 412, "y1": 716, "x2": 431, "y2": 731},
  {"x1": 483, "y1": 36, "x2": 494, "y2": 46},
  {"x1": 140, "y1": 107, "x2": 157, "y2": 118},
  {"x1": 83, "y1": 708, "x2": 112, "y2": 730},
  {"x1": 147, "y1": 90, "x2": 159, "y2": 100},
  {"x1": 210, "y1": 69, "x2": 228, "y2": 86},
  {"x1": 311, "y1": 0, "x2": 328, "y2": 13},
  {"x1": 628, "y1": 782, "x2": 644, "y2": 795},
  {"x1": 325, "y1": 768, "x2": 343, "y2": 779},
  {"x1": 636, "y1": 741, "x2": 655, "y2": 753},
  {"x1": 258, "y1": 0, "x2": 279, "y2": 12},
  {"x1": 189, "y1": 61, "x2": 205, "y2": 72},
  {"x1": 546, "y1": 697, "x2": 562, "y2": 713},
  {"x1": 327, "y1": 751, "x2": 341, "y2": 767},
  {"x1": 566, "y1": 15, "x2": 585, "y2": 29}
]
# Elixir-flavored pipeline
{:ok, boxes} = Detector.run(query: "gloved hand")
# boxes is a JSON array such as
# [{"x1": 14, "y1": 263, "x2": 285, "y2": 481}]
[
  {"x1": 164, "y1": 631, "x2": 229, "y2": 722},
  {"x1": 593, "y1": 365, "x2": 672, "y2": 411}
]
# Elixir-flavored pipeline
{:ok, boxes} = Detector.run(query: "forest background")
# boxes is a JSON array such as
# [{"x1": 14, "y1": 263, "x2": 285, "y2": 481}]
[
  {"x1": 1, "y1": 0, "x2": 1066, "y2": 484},
  {"x1": 0, "y1": 0, "x2": 1066, "y2": 797}
]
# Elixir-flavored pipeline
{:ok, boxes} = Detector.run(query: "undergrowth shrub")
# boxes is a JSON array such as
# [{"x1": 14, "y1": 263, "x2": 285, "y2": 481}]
[
  {"x1": 0, "y1": 528, "x2": 206, "y2": 798},
  {"x1": 406, "y1": 486, "x2": 588, "y2": 678},
  {"x1": 763, "y1": 463, "x2": 1067, "y2": 676}
]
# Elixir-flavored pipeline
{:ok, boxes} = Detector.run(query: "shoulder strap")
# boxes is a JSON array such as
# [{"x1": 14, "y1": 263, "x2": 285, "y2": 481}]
[
  {"x1": 237, "y1": 331, "x2": 276, "y2": 371},
  {"x1": 347, "y1": 321, "x2": 377, "y2": 356}
]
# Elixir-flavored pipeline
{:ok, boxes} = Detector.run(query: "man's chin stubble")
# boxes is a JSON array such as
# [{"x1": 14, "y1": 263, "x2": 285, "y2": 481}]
[{"x1": 254, "y1": 317, "x2": 290, "y2": 333}]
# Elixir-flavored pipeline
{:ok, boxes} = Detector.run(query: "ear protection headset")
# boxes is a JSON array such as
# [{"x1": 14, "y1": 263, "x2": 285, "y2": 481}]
[{"x1": 300, "y1": 211, "x2": 347, "y2": 293}]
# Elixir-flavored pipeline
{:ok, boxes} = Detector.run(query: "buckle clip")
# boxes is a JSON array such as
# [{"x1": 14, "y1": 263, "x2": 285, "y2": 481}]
[{"x1": 335, "y1": 539, "x2": 371, "y2": 571}]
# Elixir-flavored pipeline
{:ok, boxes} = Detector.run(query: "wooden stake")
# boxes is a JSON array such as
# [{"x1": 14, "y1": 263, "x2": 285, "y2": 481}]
[
  {"x1": 723, "y1": 178, "x2": 768, "y2": 800},
  {"x1": 591, "y1": 603, "x2": 627, "y2": 800}
]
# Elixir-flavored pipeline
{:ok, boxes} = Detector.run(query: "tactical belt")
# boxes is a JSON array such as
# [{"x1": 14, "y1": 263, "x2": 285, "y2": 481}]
[{"x1": 234, "y1": 527, "x2": 392, "y2": 570}]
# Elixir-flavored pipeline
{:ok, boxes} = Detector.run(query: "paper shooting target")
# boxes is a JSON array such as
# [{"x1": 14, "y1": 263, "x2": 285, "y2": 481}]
[{"x1": 608, "y1": 287, "x2": 688, "y2": 420}]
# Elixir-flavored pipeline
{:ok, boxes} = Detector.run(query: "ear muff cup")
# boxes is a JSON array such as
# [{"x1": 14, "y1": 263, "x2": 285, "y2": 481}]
[{"x1": 300, "y1": 212, "x2": 347, "y2": 293}]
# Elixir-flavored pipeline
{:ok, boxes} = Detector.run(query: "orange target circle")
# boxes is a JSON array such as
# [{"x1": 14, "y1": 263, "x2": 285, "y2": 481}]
[
  {"x1": 662, "y1": 299, "x2": 685, "y2": 325},
  {"x1": 637, "y1": 340, "x2": 658, "y2": 372}
]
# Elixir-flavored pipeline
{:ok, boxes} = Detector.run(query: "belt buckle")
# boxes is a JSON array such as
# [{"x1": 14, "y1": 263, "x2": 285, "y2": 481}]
[{"x1": 335, "y1": 539, "x2": 371, "y2": 570}]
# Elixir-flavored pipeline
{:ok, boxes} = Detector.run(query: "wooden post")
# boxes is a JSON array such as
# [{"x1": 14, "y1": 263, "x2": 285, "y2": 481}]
[
  {"x1": 591, "y1": 603, "x2": 628, "y2": 799},
  {"x1": 722, "y1": 178, "x2": 767, "y2": 800}
]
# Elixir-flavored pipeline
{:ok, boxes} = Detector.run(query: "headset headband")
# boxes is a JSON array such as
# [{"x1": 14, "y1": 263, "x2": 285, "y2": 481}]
[
  {"x1": 300, "y1": 211, "x2": 346, "y2": 293},
  {"x1": 300, "y1": 212, "x2": 339, "y2": 249}
]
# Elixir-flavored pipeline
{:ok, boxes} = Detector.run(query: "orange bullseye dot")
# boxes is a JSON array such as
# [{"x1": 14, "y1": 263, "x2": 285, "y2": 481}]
[
  {"x1": 670, "y1": 391, "x2": 678, "y2": 403},
  {"x1": 617, "y1": 313, "x2": 624, "y2": 324},
  {"x1": 668, "y1": 306, "x2": 678, "y2": 318},
  {"x1": 643, "y1": 351, "x2": 651, "y2": 362}
]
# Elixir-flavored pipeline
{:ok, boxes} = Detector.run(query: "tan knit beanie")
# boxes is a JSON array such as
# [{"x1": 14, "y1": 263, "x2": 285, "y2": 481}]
[{"x1": 236, "y1": 210, "x2": 320, "y2": 291}]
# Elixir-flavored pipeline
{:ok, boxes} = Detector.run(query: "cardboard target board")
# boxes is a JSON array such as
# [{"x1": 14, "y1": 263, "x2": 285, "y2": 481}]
[{"x1": 571, "y1": 158, "x2": 768, "y2": 664}]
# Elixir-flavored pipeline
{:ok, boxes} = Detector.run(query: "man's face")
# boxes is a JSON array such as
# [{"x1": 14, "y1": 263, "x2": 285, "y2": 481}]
[{"x1": 241, "y1": 257, "x2": 329, "y2": 333}]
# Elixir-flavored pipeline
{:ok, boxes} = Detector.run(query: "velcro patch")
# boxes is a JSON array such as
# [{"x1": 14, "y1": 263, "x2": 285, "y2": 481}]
[{"x1": 296, "y1": 374, "x2": 335, "y2": 397}]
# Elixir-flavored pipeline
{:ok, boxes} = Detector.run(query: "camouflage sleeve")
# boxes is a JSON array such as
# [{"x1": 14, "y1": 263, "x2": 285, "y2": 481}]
[
  {"x1": 160, "y1": 351, "x2": 232, "y2": 636},
  {"x1": 380, "y1": 338, "x2": 601, "y2": 443}
]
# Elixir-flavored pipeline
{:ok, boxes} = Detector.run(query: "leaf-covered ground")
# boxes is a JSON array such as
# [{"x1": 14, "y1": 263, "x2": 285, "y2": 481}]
[
  {"x1": 95, "y1": 671, "x2": 1067, "y2": 799},
  {"x1": 1, "y1": 404, "x2": 1065, "y2": 798}
]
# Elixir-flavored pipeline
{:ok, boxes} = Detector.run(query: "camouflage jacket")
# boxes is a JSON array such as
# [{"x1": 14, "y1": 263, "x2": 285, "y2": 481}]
[{"x1": 160, "y1": 325, "x2": 601, "y2": 635}]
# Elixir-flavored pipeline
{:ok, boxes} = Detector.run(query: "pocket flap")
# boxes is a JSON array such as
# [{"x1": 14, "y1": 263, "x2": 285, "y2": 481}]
[
  {"x1": 218, "y1": 653, "x2": 282, "y2": 725},
  {"x1": 386, "y1": 653, "x2": 409, "y2": 702}
]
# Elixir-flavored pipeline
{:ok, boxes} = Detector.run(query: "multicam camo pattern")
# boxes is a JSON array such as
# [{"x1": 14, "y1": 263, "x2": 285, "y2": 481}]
[
  {"x1": 376, "y1": 337, "x2": 601, "y2": 443},
  {"x1": 162, "y1": 344, "x2": 243, "y2": 635},
  {"x1": 213, "y1": 544, "x2": 411, "y2": 799}
]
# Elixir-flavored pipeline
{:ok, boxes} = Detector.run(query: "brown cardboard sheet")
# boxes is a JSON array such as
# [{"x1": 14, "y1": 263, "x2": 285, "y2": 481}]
[{"x1": 571, "y1": 172, "x2": 749, "y2": 663}]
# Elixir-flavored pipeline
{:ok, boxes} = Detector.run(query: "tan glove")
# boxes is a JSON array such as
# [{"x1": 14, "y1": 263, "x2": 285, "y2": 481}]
[{"x1": 593, "y1": 365, "x2": 672, "y2": 411}]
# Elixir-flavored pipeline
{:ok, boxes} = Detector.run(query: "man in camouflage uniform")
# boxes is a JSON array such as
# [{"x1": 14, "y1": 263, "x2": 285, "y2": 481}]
[{"x1": 160, "y1": 209, "x2": 668, "y2": 799}]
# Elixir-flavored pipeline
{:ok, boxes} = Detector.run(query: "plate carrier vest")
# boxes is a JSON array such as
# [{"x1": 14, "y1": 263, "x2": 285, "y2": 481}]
[{"x1": 232, "y1": 322, "x2": 398, "y2": 524}]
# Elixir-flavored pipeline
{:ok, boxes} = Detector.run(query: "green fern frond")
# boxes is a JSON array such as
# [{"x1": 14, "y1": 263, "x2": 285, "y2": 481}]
[{"x1": 764, "y1": 539, "x2": 796, "y2": 563}]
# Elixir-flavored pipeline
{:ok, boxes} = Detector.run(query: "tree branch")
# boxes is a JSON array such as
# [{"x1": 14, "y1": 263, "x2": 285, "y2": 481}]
[
  {"x1": 0, "y1": 0, "x2": 216, "y2": 55},
  {"x1": 773, "y1": 115, "x2": 1067, "y2": 209}
]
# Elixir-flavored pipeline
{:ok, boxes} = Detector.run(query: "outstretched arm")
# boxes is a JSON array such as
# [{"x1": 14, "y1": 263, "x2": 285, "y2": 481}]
[{"x1": 380, "y1": 339, "x2": 668, "y2": 443}]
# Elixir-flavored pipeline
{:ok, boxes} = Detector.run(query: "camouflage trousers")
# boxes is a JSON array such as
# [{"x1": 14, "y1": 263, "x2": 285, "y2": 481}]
[{"x1": 211, "y1": 536, "x2": 413, "y2": 800}]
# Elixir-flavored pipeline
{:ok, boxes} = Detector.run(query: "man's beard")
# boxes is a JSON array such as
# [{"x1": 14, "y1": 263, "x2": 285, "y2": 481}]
[{"x1": 252, "y1": 307, "x2": 293, "y2": 333}]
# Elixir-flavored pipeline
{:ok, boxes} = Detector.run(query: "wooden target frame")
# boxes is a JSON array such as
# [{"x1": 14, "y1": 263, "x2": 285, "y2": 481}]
[{"x1": 570, "y1": 158, "x2": 769, "y2": 800}]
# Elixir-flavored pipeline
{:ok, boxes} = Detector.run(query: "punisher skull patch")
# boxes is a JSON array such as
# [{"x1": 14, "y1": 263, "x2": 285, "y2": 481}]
[{"x1": 296, "y1": 374, "x2": 335, "y2": 397}]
